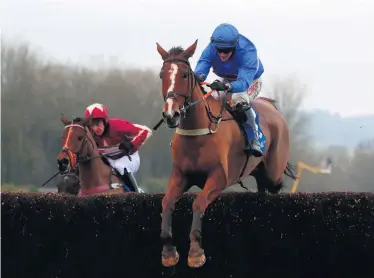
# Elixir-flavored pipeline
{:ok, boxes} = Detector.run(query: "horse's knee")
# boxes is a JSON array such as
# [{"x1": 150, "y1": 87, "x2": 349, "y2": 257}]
[
  {"x1": 192, "y1": 190, "x2": 218, "y2": 214},
  {"x1": 162, "y1": 192, "x2": 180, "y2": 212}
]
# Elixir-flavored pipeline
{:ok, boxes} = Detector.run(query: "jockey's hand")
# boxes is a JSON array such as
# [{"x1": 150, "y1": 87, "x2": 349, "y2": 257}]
[
  {"x1": 209, "y1": 79, "x2": 229, "y2": 91},
  {"x1": 119, "y1": 140, "x2": 134, "y2": 153}
]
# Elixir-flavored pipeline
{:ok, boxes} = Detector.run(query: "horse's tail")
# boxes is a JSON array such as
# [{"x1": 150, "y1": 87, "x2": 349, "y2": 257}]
[{"x1": 284, "y1": 162, "x2": 298, "y2": 180}]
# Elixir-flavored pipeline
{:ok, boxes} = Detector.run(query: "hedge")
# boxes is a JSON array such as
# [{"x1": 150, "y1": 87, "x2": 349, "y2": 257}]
[{"x1": 2, "y1": 191, "x2": 374, "y2": 278}]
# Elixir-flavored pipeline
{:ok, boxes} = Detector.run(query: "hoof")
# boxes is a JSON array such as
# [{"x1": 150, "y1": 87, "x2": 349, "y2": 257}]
[
  {"x1": 162, "y1": 250, "x2": 179, "y2": 267},
  {"x1": 188, "y1": 253, "x2": 206, "y2": 268}
]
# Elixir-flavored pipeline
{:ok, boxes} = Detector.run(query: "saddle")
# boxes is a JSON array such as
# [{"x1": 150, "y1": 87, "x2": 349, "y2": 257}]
[
  {"x1": 97, "y1": 147, "x2": 127, "y2": 184},
  {"x1": 98, "y1": 147, "x2": 125, "y2": 160}
]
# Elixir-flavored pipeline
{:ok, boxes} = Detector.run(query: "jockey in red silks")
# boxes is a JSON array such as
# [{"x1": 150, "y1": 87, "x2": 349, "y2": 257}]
[{"x1": 84, "y1": 103, "x2": 152, "y2": 192}]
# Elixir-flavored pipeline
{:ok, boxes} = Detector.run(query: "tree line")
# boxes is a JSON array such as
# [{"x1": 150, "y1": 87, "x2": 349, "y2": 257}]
[{"x1": 2, "y1": 40, "x2": 373, "y2": 193}]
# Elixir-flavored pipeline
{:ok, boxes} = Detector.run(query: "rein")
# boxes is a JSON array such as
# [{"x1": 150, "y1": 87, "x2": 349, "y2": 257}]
[
  {"x1": 152, "y1": 57, "x2": 234, "y2": 133},
  {"x1": 41, "y1": 123, "x2": 127, "y2": 187},
  {"x1": 60, "y1": 124, "x2": 103, "y2": 169},
  {"x1": 61, "y1": 123, "x2": 131, "y2": 166}
]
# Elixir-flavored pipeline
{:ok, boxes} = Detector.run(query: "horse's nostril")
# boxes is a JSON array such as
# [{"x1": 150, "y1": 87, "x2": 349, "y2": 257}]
[{"x1": 58, "y1": 158, "x2": 69, "y2": 173}]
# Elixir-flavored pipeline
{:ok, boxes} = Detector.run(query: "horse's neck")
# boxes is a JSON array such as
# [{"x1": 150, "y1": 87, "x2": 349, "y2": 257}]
[
  {"x1": 79, "y1": 130, "x2": 111, "y2": 188},
  {"x1": 180, "y1": 85, "x2": 221, "y2": 129},
  {"x1": 179, "y1": 86, "x2": 221, "y2": 130}
]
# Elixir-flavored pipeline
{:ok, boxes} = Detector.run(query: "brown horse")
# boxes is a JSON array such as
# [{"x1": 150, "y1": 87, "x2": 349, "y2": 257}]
[
  {"x1": 155, "y1": 40, "x2": 297, "y2": 268},
  {"x1": 56, "y1": 115, "x2": 138, "y2": 196}
]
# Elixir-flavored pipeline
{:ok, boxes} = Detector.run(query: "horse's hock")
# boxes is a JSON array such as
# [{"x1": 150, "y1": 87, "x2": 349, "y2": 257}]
[{"x1": 2, "y1": 191, "x2": 374, "y2": 278}]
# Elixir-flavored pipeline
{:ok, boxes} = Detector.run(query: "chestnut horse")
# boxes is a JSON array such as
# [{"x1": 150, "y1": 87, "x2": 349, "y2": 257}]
[
  {"x1": 155, "y1": 40, "x2": 297, "y2": 268},
  {"x1": 56, "y1": 115, "x2": 139, "y2": 196}
]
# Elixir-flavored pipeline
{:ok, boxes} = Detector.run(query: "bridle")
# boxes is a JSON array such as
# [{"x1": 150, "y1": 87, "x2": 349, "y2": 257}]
[
  {"x1": 41, "y1": 120, "x2": 130, "y2": 189},
  {"x1": 156, "y1": 56, "x2": 232, "y2": 134},
  {"x1": 58, "y1": 122, "x2": 128, "y2": 191},
  {"x1": 161, "y1": 57, "x2": 197, "y2": 119},
  {"x1": 58, "y1": 123, "x2": 100, "y2": 173}
]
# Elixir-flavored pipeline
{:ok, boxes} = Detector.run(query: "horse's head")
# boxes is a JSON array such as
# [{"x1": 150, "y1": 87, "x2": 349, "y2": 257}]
[
  {"x1": 156, "y1": 39, "x2": 198, "y2": 128},
  {"x1": 57, "y1": 114, "x2": 94, "y2": 174}
]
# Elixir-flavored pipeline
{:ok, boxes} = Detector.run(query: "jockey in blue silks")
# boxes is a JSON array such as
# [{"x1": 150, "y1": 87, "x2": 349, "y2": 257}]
[{"x1": 194, "y1": 23, "x2": 264, "y2": 157}]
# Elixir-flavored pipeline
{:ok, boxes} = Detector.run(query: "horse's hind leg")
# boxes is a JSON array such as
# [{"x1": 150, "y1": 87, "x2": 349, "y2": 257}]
[
  {"x1": 251, "y1": 163, "x2": 267, "y2": 193},
  {"x1": 263, "y1": 147, "x2": 289, "y2": 194},
  {"x1": 253, "y1": 162, "x2": 282, "y2": 194},
  {"x1": 161, "y1": 167, "x2": 186, "y2": 267}
]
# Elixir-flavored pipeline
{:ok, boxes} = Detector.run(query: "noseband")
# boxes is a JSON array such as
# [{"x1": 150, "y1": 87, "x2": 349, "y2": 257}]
[
  {"x1": 157, "y1": 57, "x2": 230, "y2": 134},
  {"x1": 60, "y1": 124, "x2": 97, "y2": 170},
  {"x1": 161, "y1": 57, "x2": 198, "y2": 118}
]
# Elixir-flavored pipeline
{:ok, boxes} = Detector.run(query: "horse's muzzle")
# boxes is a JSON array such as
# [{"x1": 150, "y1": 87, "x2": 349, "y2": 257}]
[
  {"x1": 163, "y1": 111, "x2": 180, "y2": 128},
  {"x1": 57, "y1": 158, "x2": 70, "y2": 174}
]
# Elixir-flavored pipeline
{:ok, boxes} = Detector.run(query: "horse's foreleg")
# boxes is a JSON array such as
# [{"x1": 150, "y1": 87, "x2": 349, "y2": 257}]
[
  {"x1": 161, "y1": 167, "x2": 186, "y2": 267},
  {"x1": 188, "y1": 166, "x2": 227, "y2": 268}
]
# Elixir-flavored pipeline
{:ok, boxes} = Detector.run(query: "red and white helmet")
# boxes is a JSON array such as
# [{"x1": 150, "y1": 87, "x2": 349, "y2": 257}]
[{"x1": 84, "y1": 103, "x2": 109, "y2": 120}]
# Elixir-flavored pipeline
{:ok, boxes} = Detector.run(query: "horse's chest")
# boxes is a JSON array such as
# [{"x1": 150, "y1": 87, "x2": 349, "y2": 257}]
[{"x1": 174, "y1": 144, "x2": 219, "y2": 172}]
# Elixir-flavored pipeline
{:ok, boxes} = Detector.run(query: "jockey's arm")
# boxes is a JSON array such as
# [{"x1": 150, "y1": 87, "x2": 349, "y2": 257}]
[
  {"x1": 194, "y1": 45, "x2": 215, "y2": 81},
  {"x1": 229, "y1": 50, "x2": 259, "y2": 93},
  {"x1": 117, "y1": 120, "x2": 153, "y2": 151}
]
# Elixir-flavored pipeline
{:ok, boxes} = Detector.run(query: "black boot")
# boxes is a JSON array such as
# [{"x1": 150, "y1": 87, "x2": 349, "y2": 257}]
[
  {"x1": 235, "y1": 102, "x2": 251, "y2": 113},
  {"x1": 235, "y1": 102, "x2": 263, "y2": 157},
  {"x1": 121, "y1": 168, "x2": 140, "y2": 192}
]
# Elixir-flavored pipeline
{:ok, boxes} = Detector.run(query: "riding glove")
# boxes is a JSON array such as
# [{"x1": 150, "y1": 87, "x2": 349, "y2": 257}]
[
  {"x1": 210, "y1": 79, "x2": 230, "y2": 91},
  {"x1": 119, "y1": 140, "x2": 134, "y2": 153}
]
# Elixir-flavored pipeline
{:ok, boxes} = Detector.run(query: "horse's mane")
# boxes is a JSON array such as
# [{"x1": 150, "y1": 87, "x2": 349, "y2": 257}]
[
  {"x1": 168, "y1": 46, "x2": 184, "y2": 56},
  {"x1": 70, "y1": 116, "x2": 97, "y2": 138},
  {"x1": 72, "y1": 117, "x2": 84, "y2": 123}
]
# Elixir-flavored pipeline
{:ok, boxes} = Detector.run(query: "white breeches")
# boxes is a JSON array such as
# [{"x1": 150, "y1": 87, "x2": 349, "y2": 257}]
[
  {"x1": 106, "y1": 151, "x2": 140, "y2": 175},
  {"x1": 211, "y1": 77, "x2": 263, "y2": 105}
]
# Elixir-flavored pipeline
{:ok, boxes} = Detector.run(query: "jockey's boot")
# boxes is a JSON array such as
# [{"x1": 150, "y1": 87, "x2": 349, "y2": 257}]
[
  {"x1": 235, "y1": 101, "x2": 251, "y2": 113},
  {"x1": 121, "y1": 168, "x2": 140, "y2": 192},
  {"x1": 242, "y1": 105, "x2": 263, "y2": 158}
]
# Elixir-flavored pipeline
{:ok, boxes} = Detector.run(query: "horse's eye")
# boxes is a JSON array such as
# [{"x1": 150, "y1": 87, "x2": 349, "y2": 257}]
[
  {"x1": 183, "y1": 72, "x2": 188, "y2": 78},
  {"x1": 78, "y1": 136, "x2": 83, "y2": 141}
]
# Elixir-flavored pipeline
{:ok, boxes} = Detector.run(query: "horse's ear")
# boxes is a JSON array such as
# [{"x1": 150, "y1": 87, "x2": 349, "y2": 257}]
[
  {"x1": 81, "y1": 115, "x2": 92, "y2": 126},
  {"x1": 61, "y1": 114, "x2": 70, "y2": 126},
  {"x1": 156, "y1": 42, "x2": 169, "y2": 60},
  {"x1": 182, "y1": 39, "x2": 198, "y2": 59}
]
